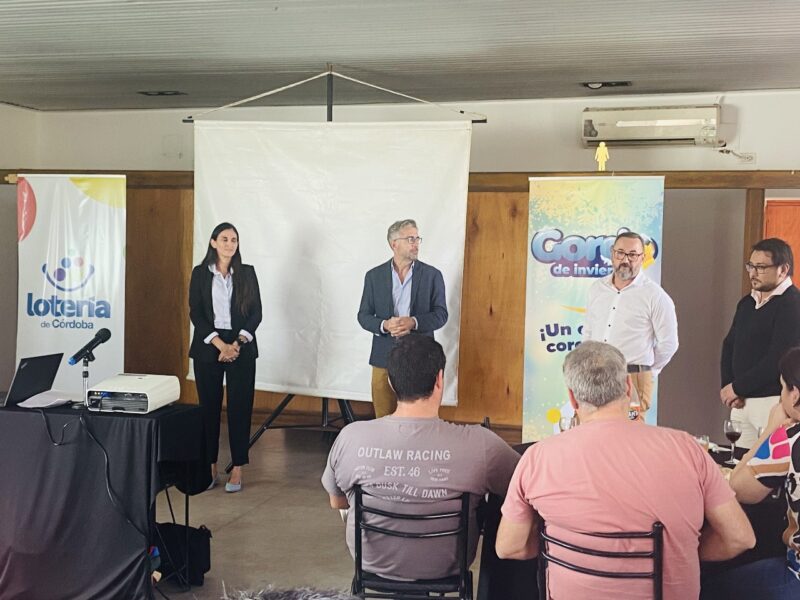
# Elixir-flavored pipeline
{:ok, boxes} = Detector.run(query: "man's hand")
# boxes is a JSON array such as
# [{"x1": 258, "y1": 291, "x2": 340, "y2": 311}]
[
  {"x1": 384, "y1": 316, "x2": 416, "y2": 337},
  {"x1": 720, "y1": 384, "x2": 743, "y2": 408}
]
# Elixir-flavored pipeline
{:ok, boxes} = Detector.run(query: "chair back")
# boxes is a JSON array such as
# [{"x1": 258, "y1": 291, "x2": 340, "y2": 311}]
[
  {"x1": 537, "y1": 521, "x2": 664, "y2": 600},
  {"x1": 352, "y1": 484, "x2": 472, "y2": 599}
]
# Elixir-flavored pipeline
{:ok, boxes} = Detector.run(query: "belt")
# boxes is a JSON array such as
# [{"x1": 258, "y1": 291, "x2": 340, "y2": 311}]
[{"x1": 627, "y1": 364, "x2": 652, "y2": 373}]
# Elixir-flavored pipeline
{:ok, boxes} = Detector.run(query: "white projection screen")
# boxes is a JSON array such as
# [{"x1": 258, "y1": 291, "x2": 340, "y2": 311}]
[{"x1": 193, "y1": 121, "x2": 471, "y2": 405}]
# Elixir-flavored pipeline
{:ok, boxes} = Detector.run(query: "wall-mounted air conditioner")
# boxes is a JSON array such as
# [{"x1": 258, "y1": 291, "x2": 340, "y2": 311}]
[{"x1": 582, "y1": 104, "x2": 722, "y2": 147}]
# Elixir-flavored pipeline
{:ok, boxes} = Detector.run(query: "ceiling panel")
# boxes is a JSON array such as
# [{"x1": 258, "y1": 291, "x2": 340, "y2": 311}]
[{"x1": 0, "y1": 0, "x2": 798, "y2": 110}]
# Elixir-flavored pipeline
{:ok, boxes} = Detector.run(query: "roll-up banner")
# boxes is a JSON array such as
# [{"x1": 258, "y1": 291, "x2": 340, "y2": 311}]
[
  {"x1": 523, "y1": 176, "x2": 665, "y2": 441},
  {"x1": 16, "y1": 175, "x2": 126, "y2": 395}
]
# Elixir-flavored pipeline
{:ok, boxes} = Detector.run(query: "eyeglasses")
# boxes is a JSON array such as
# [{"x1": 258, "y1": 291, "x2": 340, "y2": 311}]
[
  {"x1": 394, "y1": 236, "x2": 422, "y2": 245},
  {"x1": 612, "y1": 249, "x2": 643, "y2": 261},
  {"x1": 745, "y1": 262, "x2": 777, "y2": 274}
]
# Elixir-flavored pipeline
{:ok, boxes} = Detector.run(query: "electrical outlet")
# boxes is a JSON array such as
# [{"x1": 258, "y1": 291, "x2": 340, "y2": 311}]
[{"x1": 738, "y1": 152, "x2": 756, "y2": 164}]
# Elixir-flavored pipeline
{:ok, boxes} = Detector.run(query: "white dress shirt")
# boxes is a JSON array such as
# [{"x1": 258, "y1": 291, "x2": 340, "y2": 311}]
[
  {"x1": 380, "y1": 261, "x2": 418, "y2": 333},
  {"x1": 583, "y1": 271, "x2": 679, "y2": 374},
  {"x1": 203, "y1": 264, "x2": 254, "y2": 344}
]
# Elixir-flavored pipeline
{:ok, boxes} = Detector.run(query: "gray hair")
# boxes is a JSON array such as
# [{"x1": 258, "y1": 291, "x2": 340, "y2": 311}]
[
  {"x1": 562, "y1": 341, "x2": 628, "y2": 408},
  {"x1": 387, "y1": 219, "x2": 418, "y2": 243},
  {"x1": 224, "y1": 588, "x2": 358, "y2": 600}
]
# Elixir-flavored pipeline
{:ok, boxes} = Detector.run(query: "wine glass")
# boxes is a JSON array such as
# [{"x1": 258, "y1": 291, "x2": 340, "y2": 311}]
[{"x1": 723, "y1": 420, "x2": 742, "y2": 465}]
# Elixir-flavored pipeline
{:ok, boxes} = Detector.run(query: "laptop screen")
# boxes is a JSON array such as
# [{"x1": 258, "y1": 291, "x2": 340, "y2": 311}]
[{"x1": 1, "y1": 353, "x2": 64, "y2": 407}]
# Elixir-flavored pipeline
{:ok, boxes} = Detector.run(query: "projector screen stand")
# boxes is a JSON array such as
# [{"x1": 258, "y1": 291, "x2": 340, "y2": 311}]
[{"x1": 224, "y1": 394, "x2": 356, "y2": 474}]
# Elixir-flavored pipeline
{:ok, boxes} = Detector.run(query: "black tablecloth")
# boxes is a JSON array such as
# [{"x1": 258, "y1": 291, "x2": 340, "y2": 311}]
[
  {"x1": 701, "y1": 446, "x2": 787, "y2": 576},
  {"x1": 477, "y1": 491, "x2": 539, "y2": 600},
  {"x1": 0, "y1": 404, "x2": 209, "y2": 600},
  {"x1": 478, "y1": 443, "x2": 538, "y2": 600}
]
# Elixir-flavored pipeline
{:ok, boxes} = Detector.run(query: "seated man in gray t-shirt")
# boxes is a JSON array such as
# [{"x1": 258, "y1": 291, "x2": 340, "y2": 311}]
[{"x1": 322, "y1": 334, "x2": 520, "y2": 581}]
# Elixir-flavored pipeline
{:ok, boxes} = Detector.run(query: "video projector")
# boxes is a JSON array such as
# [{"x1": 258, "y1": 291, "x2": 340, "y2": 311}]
[{"x1": 87, "y1": 374, "x2": 180, "y2": 414}]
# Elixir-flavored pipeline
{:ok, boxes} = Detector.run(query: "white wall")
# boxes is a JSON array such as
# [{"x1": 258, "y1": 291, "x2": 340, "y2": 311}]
[
  {"x1": 660, "y1": 189, "x2": 746, "y2": 442},
  {"x1": 0, "y1": 104, "x2": 38, "y2": 167},
  {"x1": 6, "y1": 88, "x2": 797, "y2": 172}
]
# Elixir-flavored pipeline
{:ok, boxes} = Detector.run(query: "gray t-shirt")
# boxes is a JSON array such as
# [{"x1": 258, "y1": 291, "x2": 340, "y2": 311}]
[{"x1": 321, "y1": 416, "x2": 520, "y2": 580}]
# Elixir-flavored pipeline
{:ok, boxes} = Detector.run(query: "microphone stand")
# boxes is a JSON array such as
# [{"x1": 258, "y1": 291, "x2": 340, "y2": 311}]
[{"x1": 82, "y1": 351, "x2": 96, "y2": 408}]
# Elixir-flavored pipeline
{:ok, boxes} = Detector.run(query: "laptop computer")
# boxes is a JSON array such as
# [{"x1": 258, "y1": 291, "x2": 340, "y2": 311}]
[{"x1": 0, "y1": 353, "x2": 64, "y2": 407}]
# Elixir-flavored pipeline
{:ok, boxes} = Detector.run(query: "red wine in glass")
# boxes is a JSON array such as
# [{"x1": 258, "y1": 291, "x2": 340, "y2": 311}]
[
  {"x1": 725, "y1": 430, "x2": 742, "y2": 444},
  {"x1": 723, "y1": 420, "x2": 742, "y2": 464}
]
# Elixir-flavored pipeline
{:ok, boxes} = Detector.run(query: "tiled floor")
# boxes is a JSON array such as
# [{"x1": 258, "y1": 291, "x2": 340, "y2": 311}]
[{"x1": 155, "y1": 427, "x2": 355, "y2": 599}]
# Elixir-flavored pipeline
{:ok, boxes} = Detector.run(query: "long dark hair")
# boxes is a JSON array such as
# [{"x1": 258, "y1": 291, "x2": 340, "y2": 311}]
[
  {"x1": 779, "y1": 346, "x2": 800, "y2": 408},
  {"x1": 202, "y1": 222, "x2": 257, "y2": 316}
]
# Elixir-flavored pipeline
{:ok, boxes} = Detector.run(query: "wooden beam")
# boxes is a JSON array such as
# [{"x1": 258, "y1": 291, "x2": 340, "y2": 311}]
[
  {"x1": 0, "y1": 169, "x2": 193, "y2": 189},
  {"x1": 742, "y1": 188, "x2": 766, "y2": 294},
  {"x1": 469, "y1": 171, "x2": 800, "y2": 192},
  {"x1": 5, "y1": 170, "x2": 800, "y2": 191}
]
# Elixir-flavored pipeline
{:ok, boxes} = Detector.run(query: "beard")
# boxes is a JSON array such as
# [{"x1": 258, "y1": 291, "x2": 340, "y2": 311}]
[
  {"x1": 615, "y1": 264, "x2": 635, "y2": 281},
  {"x1": 751, "y1": 278, "x2": 777, "y2": 292}
]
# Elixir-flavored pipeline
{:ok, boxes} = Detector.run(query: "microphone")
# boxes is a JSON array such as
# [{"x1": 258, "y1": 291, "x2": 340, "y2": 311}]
[{"x1": 68, "y1": 328, "x2": 111, "y2": 365}]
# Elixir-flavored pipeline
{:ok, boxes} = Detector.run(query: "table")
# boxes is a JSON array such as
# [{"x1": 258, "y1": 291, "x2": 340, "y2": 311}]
[
  {"x1": 701, "y1": 445, "x2": 787, "y2": 577},
  {"x1": 0, "y1": 404, "x2": 209, "y2": 600},
  {"x1": 477, "y1": 443, "x2": 539, "y2": 600},
  {"x1": 477, "y1": 491, "x2": 539, "y2": 600}
]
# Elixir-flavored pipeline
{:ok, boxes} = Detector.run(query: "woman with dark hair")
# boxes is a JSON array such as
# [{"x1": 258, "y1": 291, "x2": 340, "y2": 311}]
[
  {"x1": 189, "y1": 222, "x2": 262, "y2": 492},
  {"x1": 714, "y1": 346, "x2": 800, "y2": 598}
]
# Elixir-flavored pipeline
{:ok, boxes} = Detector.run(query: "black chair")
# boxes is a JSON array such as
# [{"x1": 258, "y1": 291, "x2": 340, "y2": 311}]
[
  {"x1": 351, "y1": 484, "x2": 473, "y2": 600},
  {"x1": 537, "y1": 521, "x2": 664, "y2": 600}
]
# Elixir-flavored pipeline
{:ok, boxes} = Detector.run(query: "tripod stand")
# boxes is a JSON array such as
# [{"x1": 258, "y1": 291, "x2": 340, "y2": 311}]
[{"x1": 224, "y1": 395, "x2": 356, "y2": 474}]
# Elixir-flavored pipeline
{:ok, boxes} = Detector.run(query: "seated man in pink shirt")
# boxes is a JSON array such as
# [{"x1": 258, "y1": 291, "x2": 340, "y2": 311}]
[{"x1": 496, "y1": 341, "x2": 756, "y2": 599}]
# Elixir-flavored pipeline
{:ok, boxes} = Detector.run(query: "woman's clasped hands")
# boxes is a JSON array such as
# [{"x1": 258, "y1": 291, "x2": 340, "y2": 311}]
[{"x1": 218, "y1": 342, "x2": 240, "y2": 363}]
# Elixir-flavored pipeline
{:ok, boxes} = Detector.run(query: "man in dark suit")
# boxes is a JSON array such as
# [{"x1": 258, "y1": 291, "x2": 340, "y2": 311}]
[{"x1": 358, "y1": 219, "x2": 448, "y2": 417}]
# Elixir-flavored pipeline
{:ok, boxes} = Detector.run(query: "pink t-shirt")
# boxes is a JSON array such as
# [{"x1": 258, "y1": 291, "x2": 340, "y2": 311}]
[{"x1": 501, "y1": 419, "x2": 735, "y2": 600}]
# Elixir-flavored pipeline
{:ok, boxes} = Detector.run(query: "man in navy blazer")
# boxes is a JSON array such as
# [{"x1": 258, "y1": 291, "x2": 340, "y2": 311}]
[{"x1": 358, "y1": 219, "x2": 448, "y2": 417}]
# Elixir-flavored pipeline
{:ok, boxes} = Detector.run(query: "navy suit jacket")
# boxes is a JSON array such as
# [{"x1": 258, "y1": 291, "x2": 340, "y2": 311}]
[
  {"x1": 189, "y1": 263, "x2": 262, "y2": 363},
  {"x1": 357, "y1": 259, "x2": 448, "y2": 368}
]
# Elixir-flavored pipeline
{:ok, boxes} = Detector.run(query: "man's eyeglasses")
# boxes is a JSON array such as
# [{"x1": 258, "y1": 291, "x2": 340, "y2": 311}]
[
  {"x1": 394, "y1": 236, "x2": 422, "y2": 245},
  {"x1": 612, "y1": 249, "x2": 643, "y2": 261},
  {"x1": 745, "y1": 262, "x2": 777, "y2": 274}
]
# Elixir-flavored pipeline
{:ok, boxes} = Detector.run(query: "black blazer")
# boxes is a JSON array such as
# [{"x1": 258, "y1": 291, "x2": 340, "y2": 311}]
[
  {"x1": 357, "y1": 259, "x2": 448, "y2": 368},
  {"x1": 189, "y1": 263, "x2": 262, "y2": 363}
]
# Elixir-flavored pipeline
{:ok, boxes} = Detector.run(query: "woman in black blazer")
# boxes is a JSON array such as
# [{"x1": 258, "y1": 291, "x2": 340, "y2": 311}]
[{"x1": 189, "y1": 222, "x2": 262, "y2": 492}]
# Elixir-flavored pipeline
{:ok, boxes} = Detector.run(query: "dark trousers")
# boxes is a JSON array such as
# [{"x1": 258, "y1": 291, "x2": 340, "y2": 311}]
[{"x1": 193, "y1": 357, "x2": 256, "y2": 467}]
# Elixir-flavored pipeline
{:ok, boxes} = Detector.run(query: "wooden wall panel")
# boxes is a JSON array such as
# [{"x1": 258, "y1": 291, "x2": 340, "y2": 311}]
[
  {"x1": 741, "y1": 189, "x2": 766, "y2": 294},
  {"x1": 115, "y1": 170, "x2": 800, "y2": 428},
  {"x1": 439, "y1": 191, "x2": 528, "y2": 425},
  {"x1": 124, "y1": 188, "x2": 194, "y2": 391}
]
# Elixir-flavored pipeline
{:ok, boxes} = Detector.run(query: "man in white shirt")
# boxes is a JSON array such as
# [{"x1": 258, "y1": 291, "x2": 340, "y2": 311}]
[{"x1": 583, "y1": 231, "x2": 679, "y2": 419}]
